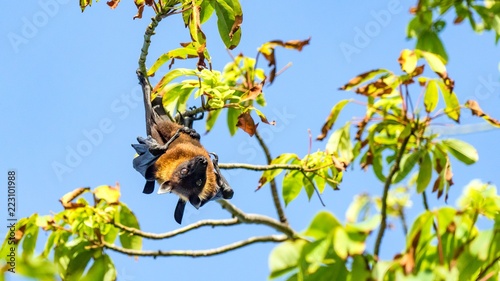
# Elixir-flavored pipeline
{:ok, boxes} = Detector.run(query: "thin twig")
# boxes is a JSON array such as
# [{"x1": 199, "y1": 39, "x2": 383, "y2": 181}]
[
  {"x1": 218, "y1": 199, "x2": 297, "y2": 238},
  {"x1": 219, "y1": 163, "x2": 301, "y2": 171},
  {"x1": 476, "y1": 255, "x2": 500, "y2": 281},
  {"x1": 422, "y1": 191, "x2": 430, "y2": 211},
  {"x1": 399, "y1": 208, "x2": 408, "y2": 235},
  {"x1": 301, "y1": 171, "x2": 325, "y2": 207},
  {"x1": 255, "y1": 130, "x2": 289, "y2": 225},
  {"x1": 111, "y1": 218, "x2": 239, "y2": 239},
  {"x1": 218, "y1": 162, "x2": 333, "y2": 173},
  {"x1": 102, "y1": 235, "x2": 287, "y2": 257},
  {"x1": 373, "y1": 134, "x2": 411, "y2": 257}
]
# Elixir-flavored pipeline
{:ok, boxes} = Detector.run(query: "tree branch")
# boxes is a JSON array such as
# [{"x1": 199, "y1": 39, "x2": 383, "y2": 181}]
[
  {"x1": 218, "y1": 162, "x2": 303, "y2": 171},
  {"x1": 373, "y1": 134, "x2": 412, "y2": 257},
  {"x1": 102, "y1": 235, "x2": 287, "y2": 257},
  {"x1": 255, "y1": 131, "x2": 288, "y2": 225},
  {"x1": 111, "y1": 218, "x2": 239, "y2": 240},
  {"x1": 138, "y1": 9, "x2": 177, "y2": 84},
  {"x1": 217, "y1": 199, "x2": 297, "y2": 238}
]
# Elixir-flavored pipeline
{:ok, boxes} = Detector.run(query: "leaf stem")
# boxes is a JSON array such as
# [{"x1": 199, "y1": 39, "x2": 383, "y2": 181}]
[{"x1": 373, "y1": 134, "x2": 411, "y2": 257}]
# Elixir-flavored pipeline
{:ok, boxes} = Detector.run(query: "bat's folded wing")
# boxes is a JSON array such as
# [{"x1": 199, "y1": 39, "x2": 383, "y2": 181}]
[{"x1": 132, "y1": 137, "x2": 162, "y2": 194}]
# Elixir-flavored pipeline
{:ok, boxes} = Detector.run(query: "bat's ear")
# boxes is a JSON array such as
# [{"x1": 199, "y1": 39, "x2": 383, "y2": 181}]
[
  {"x1": 158, "y1": 181, "x2": 173, "y2": 194},
  {"x1": 189, "y1": 195, "x2": 202, "y2": 209}
]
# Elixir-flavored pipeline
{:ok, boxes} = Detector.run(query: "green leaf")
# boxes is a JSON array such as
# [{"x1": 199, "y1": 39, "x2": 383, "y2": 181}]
[
  {"x1": 437, "y1": 81, "x2": 460, "y2": 122},
  {"x1": 302, "y1": 238, "x2": 332, "y2": 274},
  {"x1": 302, "y1": 174, "x2": 316, "y2": 200},
  {"x1": 317, "y1": 99, "x2": 350, "y2": 140},
  {"x1": 226, "y1": 106, "x2": 240, "y2": 135},
  {"x1": 416, "y1": 31, "x2": 448, "y2": 63},
  {"x1": 117, "y1": 204, "x2": 142, "y2": 251},
  {"x1": 269, "y1": 240, "x2": 306, "y2": 279},
  {"x1": 65, "y1": 247, "x2": 93, "y2": 281},
  {"x1": 283, "y1": 171, "x2": 304, "y2": 206},
  {"x1": 152, "y1": 68, "x2": 198, "y2": 95},
  {"x1": 345, "y1": 194, "x2": 371, "y2": 223},
  {"x1": 21, "y1": 215, "x2": 39, "y2": 258},
  {"x1": 339, "y1": 69, "x2": 390, "y2": 91},
  {"x1": 470, "y1": 229, "x2": 494, "y2": 260},
  {"x1": 416, "y1": 150, "x2": 433, "y2": 193},
  {"x1": 441, "y1": 139, "x2": 478, "y2": 165},
  {"x1": 417, "y1": 49, "x2": 447, "y2": 76},
  {"x1": 345, "y1": 214, "x2": 381, "y2": 234},
  {"x1": 81, "y1": 254, "x2": 117, "y2": 281},
  {"x1": 205, "y1": 109, "x2": 222, "y2": 133},
  {"x1": 372, "y1": 149, "x2": 386, "y2": 182},
  {"x1": 16, "y1": 256, "x2": 57, "y2": 280},
  {"x1": 435, "y1": 207, "x2": 456, "y2": 237},
  {"x1": 303, "y1": 211, "x2": 341, "y2": 240},
  {"x1": 393, "y1": 150, "x2": 421, "y2": 183},
  {"x1": 258, "y1": 153, "x2": 300, "y2": 189},
  {"x1": 350, "y1": 255, "x2": 372, "y2": 281},
  {"x1": 148, "y1": 47, "x2": 199, "y2": 76},
  {"x1": 406, "y1": 211, "x2": 433, "y2": 249},
  {"x1": 200, "y1": 0, "x2": 215, "y2": 24},
  {"x1": 424, "y1": 79, "x2": 439, "y2": 112},
  {"x1": 213, "y1": 0, "x2": 242, "y2": 49}
]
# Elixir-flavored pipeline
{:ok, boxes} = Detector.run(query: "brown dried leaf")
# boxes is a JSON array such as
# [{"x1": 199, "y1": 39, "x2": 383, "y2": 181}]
[
  {"x1": 283, "y1": 37, "x2": 311, "y2": 51},
  {"x1": 197, "y1": 43, "x2": 207, "y2": 70},
  {"x1": 229, "y1": 15, "x2": 243, "y2": 39},
  {"x1": 106, "y1": 0, "x2": 120, "y2": 9},
  {"x1": 465, "y1": 100, "x2": 500, "y2": 127},
  {"x1": 355, "y1": 80, "x2": 393, "y2": 97},
  {"x1": 442, "y1": 76, "x2": 455, "y2": 93},
  {"x1": 454, "y1": 16, "x2": 465, "y2": 24},
  {"x1": 332, "y1": 156, "x2": 347, "y2": 171},
  {"x1": 356, "y1": 116, "x2": 370, "y2": 141},
  {"x1": 241, "y1": 81, "x2": 264, "y2": 102},
  {"x1": 133, "y1": 4, "x2": 145, "y2": 19},
  {"x1": 256, "y1": 176, "x2": 267, "y2": 190},
  {"x1": 256, "y1": 111, "x2": 275, "y2": 125},
  {"x1": 360, "y1": 150, "x2": 373, "y2": 170},
  {"x1": 412, "y1": 65, "x2": 425, "y2": 77},
  {"x1": 237, "y1": 112, "x2": 257, "y2": 136},
  {"x1": 60, "y1": 187, "x2": 90, "y2": 209}
]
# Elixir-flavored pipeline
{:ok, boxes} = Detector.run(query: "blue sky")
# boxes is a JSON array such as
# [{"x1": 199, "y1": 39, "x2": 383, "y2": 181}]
[{"x1": 1, "y1": 0, "x2": 500, "y2": 280}]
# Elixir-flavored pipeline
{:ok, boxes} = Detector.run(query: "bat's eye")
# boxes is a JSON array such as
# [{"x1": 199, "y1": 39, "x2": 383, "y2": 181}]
[
  {"x1": 180, "y1": 168, "x2": 188, "y2": 176},
  {"x1": 196, "y1": 178, "x2": 203, "y2": 187}
]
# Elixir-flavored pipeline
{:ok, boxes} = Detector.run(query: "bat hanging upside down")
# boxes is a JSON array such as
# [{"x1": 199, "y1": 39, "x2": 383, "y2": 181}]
[{"x1": 131, "y1": 70, "x2": 234, "y2": 224}]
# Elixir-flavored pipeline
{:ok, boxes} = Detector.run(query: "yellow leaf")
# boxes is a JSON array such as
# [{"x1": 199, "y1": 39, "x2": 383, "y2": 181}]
[
  {"x1": 398, "y1": 49, "x2": 417, "y2": 74},
  {"x1": 94, "y1": 183, "x2": 121, "y2": 204}
]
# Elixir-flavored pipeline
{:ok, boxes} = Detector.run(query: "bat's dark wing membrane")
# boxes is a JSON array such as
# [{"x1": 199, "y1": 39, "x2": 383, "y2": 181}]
[{"x1": 174, "y1": 199, "x2": 186, "y2": 224}]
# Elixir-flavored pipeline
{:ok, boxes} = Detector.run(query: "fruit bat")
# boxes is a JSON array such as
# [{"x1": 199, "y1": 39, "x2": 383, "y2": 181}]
[{"x1": 132, "y1": 70, "x2": 233, "y2": 224}]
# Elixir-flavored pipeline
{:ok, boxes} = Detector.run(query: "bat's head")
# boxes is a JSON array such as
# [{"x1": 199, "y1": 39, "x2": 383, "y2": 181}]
[{"x1": 157, "y1": 155, "x2": 211, "y2": 208}]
